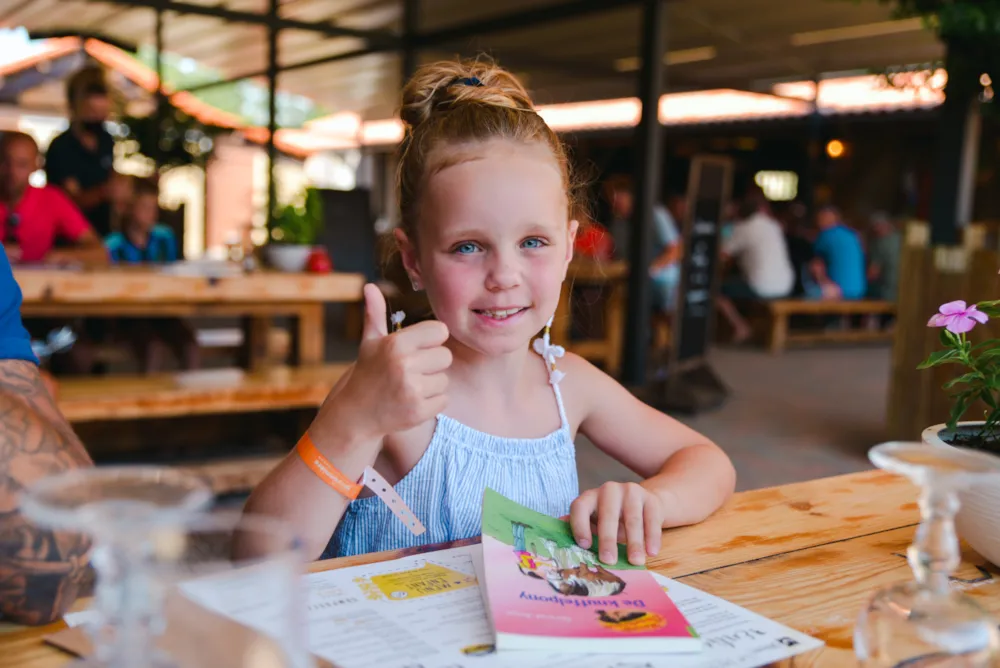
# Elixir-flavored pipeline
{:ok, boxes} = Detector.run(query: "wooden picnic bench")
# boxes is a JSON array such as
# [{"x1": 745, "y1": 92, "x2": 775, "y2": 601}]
[
  {"x1": 762, "y1": 299, "x2": 896, "y2": 354},
  {"x1": 55, "y1": 364, "x2": 349, "y2": 494}
]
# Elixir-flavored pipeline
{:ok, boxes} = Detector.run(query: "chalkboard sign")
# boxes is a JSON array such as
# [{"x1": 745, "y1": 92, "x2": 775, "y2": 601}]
[{"x1": 671, "y1": 155, "x2": 733, "y2": 367}]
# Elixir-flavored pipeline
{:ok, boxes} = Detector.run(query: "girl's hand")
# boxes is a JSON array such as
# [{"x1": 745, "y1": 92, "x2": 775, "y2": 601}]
[
  {"x1": 569, "y1": 482, "x2": 664, "y2": 566},
  {"x1": 336, "y1": 284, "x2": 451, "y2": 440}
]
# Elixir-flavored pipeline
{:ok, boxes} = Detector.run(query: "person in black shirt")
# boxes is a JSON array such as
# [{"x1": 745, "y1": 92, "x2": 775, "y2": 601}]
[{"x1": 45, "y1": 65, "x2": 117, "y2": 238}]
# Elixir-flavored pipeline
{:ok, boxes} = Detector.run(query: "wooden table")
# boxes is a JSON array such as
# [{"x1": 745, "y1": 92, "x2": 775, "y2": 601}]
[
  {"x1": 15, "y1": 267, "x2": 365, "y2": 369},
  {"x1": 6, "y1": 469, "x2": 999, "y2": 667}
]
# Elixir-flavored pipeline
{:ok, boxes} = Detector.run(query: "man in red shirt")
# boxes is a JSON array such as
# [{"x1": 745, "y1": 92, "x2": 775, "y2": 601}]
[{"x1": 0, "y1": 132, "x2": 107, "y2": 266}]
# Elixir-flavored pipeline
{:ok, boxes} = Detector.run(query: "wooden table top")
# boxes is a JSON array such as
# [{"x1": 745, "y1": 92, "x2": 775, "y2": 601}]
[
  {"x1": 15, "y1": 266, "x2": 365, "y2": 304},
  {"x1": 6, "y1": 469, "x2": 997, "y2": 667}
]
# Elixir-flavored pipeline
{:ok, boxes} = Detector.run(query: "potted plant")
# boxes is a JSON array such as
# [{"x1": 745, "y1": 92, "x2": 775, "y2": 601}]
[
  {"x1": 920, "y1": 298, "x2": 1000, "y2": 565},
  {"x1": 266, "y1": 186, "x2": 324, "y2": 272}
]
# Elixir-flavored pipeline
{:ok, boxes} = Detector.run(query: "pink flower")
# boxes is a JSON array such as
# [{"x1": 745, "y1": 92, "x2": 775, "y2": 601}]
[{"x1": 928, "y1": 300, "x2": 989, "y2": 334}]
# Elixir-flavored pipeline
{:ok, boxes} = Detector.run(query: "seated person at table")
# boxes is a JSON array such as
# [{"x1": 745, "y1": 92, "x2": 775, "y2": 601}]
[
  {"x1": 715, "y1": 188, "x2": 795, "y2": 343},
  {"x1": 244, "y1": 59, "x2": 735, "y2": 565},
  {"x1": 603, "y1": 175, "x2": 683, "y2": 312},
  {"x1": 106, "y1": 178, "x2": 197, "y2": 373},
  {"x1": 105, "y1": 177, "x2": 179, "y2": 263},
  {"x1": 866, "y1": 211, "x2": 900, "y2": 303},
  {"x1": 0, "y1": 132, "x2": 107, "y2": 266},
  {"x1": 809, "y1": 205, "x2": 867, "y2": 301},
  {"x1": 0, "y1": 249, "x2": 93, "y2": 625}
]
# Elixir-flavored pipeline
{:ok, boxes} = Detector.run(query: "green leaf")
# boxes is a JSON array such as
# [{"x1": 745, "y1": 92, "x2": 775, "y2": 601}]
[
  {"x1": 940, "y1": 329, "x2": 959, "y2": 347},
  {"x1": 918, "y1": 349, "x2": 962, "y2": 368},
  {"x1": 981, "y1": 390, "x2": 998, "y2": 410},
  {"x1": 977, "y1": 348, "x2": 1000, "y2": 360},
  {"x1": 948, "y1": 389, "x2": 975, "y2": 429},
  {"x1": 944, "y1": 371, "x2": 983, "y2": 389}
]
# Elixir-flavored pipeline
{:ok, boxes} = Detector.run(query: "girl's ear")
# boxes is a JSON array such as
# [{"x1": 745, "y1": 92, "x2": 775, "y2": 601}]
[
  {"x1": 563, "y1": 219, "x2": 580, "y2": 279},
  {"x1": 394, "y1": 227, "x2": 423, "y2": 290}
]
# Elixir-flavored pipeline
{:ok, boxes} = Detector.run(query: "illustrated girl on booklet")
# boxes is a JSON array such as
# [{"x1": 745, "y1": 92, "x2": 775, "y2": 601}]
[{"x1": 512, "y1": 521, "x2": 625, "y2": 597}]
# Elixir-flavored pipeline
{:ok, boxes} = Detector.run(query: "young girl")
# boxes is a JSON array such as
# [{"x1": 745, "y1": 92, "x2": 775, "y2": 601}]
[{"x1": 244, "y1": 60, "x2": 735, "y2": 566}]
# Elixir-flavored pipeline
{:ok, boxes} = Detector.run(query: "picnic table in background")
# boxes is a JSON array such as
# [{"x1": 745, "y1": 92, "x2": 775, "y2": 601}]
[{"x1": 15, "y1": 265, "x2": 366, "y2": 370}]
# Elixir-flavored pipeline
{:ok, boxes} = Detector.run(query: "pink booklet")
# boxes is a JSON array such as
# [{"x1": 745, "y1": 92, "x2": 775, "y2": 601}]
[{"x1": 479, "y1": 487, "x2": 702, "y2": 654}]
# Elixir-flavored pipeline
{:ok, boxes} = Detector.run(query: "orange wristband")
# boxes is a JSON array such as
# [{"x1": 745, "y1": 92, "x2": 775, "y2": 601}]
[{"x1": 296, "y1": 433, "x2": 363, "y2": 500}]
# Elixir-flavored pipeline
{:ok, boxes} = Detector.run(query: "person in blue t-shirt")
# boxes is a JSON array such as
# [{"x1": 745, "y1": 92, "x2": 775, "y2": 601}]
[
  {"x1": 104, "y1": 177, "x2": 178, "y2": 263},
  {"x1": 0, "y1": 249, "x2": 92, "y2": 625},
  {"x1": 104, "y1": 178, "x2": 198, "y2": 372},
  {"x1": 809, "y1": 206, "x2": 867, "y2": 300}
]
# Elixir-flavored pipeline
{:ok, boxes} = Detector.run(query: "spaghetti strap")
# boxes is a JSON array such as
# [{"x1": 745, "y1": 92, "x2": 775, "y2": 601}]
[{"x1": 551, "y1": 381, "x2": 570, "y2": 431}]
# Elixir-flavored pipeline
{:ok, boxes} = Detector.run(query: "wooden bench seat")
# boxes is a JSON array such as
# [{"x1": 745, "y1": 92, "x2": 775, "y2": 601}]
[
  {"x1": 762, "y1": 299, "x2": 895, "y2": 354},
  {"x1": 57, "y1": 364, "x2": 349, "y2": 423},
  {"x1": 57, "y1": 365, "x2": 348, "y2": 495}
]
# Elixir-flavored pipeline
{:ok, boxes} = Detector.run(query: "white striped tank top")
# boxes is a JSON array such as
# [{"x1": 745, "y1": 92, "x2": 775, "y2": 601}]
[{"x1": 322, "y1": 369, "x2": 578, "y2": 559}]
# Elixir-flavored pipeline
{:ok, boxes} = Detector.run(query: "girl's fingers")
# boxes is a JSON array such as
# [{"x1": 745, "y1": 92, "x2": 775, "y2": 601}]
[
  {"x1": 644, "y1": 500, "x2": 663, "y2": 557},
  {"x1": 596, "y1": 484, "x2": 623, "y2": 564},
  {"x1": 622, "y1": 485, "x2": 646, "y2": 565},
  {"x1": 570, "y1": 491, "x2": 598, "y2": 550}
]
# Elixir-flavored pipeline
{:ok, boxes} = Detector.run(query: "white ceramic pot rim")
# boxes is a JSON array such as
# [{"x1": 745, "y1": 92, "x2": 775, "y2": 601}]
[{"x1": 922, "y1": 421, "x2": 987, "y2": 449}]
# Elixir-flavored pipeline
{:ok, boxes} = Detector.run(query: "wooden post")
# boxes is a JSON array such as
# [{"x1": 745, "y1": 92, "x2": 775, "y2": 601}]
[{"x1": 886, "y1": 222, "x2": 997, "y2": 440}]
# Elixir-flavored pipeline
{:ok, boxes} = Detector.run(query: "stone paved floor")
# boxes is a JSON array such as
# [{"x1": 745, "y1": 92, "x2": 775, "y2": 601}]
[{"x1": 575, "y1": 344, "x2": 890, "y2": 492}]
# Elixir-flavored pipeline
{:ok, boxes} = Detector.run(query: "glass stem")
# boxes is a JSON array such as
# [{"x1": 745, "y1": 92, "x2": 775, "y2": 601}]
[
  {"x1": 89, "y1": 537, "x2": 164, "y2": 668},
  {"x1": 907, "y1": 484, "x2": 960, "y2": 595}
]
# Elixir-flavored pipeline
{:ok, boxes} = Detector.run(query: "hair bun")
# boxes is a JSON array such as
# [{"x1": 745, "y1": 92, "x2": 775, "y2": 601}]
[{"x1": 399, "y1": 59, "x2": 536, "y2": 130}]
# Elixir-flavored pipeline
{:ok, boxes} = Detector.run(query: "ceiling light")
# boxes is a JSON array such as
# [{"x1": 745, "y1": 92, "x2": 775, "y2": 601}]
[{"x1": 790, "y1": 18, "x2": 923, "y2": 47}]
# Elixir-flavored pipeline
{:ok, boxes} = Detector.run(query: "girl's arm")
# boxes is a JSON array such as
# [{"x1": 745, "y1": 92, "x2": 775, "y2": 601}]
[
  {"x1": 564, "y1": 354, "x2": 736, "y2": 565},
  {"x1": 242, "y1": 366, "x2": 384, "y2": 560},
  {"x1": 242, "y1": 284, "x2": 452, "y2": 561}
]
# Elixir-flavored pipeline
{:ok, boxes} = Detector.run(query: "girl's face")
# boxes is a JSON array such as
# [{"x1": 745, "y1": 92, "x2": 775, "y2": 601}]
[{"x1": 398, "y1": 139, "x2": 577, "y2": 358}]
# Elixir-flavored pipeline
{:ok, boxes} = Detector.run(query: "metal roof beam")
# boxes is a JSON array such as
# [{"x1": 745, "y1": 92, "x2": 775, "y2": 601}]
[
  {"x1": 178, "y1": 0, "x2": 647, "y2": 93},
  {"x1": 414, "y1": 0, "x2": 644, "y2": 48},
  {"x1": 86, "y1": 0, "x2": 401, "y2": 47}
]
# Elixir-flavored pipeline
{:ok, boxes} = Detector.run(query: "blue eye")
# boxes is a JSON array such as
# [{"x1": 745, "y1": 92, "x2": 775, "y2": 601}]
[
  {"x1": 453, "y1": 242, "x2": 480, "y2": 254},
  {"x1": 522, "y1": 237, "x2": 547, "y2": 249}
]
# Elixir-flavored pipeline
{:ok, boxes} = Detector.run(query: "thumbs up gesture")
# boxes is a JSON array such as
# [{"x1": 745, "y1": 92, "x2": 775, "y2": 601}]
[{"x1": 342, "y1": 284, "x2": 452, "y2": 439}]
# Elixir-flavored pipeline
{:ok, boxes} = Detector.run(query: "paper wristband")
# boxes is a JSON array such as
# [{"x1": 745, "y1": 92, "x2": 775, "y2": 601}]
[{"x1": 296, "y1": 434, "x2": 426, "y2": 536}]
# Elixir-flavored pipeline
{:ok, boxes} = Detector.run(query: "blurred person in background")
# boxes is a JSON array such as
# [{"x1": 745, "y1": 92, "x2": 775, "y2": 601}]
[
  {"x1": 715, "y1": 187, "x2": 795, "y2": 343},
  {"x1": 809, "y1": 205, "x2": 866, "y2": 300},
  {"x1": 46, "y1": 66, "x2": 118, "y2": 238},
  {"x1": 866, "y1": 211, "x2": 900, "y2": 303},
  {"x1": 106, "y1": 178, "x2": 197, "y2": 372},
  {"x1": 0, "y1": 132, "x2": 107, "y2": 267},
  {"x1": 603, "y1": 175, "x2": 684, "y2": 313}
]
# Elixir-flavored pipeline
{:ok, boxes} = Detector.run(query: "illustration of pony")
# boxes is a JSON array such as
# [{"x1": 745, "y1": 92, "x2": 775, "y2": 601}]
[{"x1": 511, "y1": 522, "x2": 625, "y2": 597}]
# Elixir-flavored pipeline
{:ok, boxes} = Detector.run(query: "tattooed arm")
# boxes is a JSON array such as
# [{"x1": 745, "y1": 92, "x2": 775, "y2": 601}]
[{"x1": 0, "y1": 359, "x2": 92, "y2": 625}]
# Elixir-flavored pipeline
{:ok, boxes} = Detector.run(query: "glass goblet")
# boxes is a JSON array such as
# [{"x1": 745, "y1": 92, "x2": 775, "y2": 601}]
[
  {"x1": 20, "y1": 466, "x2": 212, "y2": 667},
  {"x1": 855, "y1": 442, "x2": 1000, "y2": 667}
]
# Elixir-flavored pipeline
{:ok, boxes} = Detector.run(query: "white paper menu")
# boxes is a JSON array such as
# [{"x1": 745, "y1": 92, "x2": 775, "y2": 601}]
[{"x1": 175, "y1": 544, "x2": 823, "y2": 668}]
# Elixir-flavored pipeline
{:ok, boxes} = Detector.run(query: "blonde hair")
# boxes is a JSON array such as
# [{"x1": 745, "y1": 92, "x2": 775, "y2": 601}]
[{"x1": 396, "y1": 58, "x2": 578, "y2": 242}]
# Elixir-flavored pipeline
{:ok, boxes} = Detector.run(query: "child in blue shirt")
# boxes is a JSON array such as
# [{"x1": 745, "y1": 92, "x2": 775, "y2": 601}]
[{"x1": 105, "y1": 178, "x2": 197, "y2": 372}]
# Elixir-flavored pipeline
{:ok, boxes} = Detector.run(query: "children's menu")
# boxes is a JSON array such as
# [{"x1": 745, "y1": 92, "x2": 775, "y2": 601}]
[{"x1": 175, "y1": 544, "x2": 823, "y2": 668}]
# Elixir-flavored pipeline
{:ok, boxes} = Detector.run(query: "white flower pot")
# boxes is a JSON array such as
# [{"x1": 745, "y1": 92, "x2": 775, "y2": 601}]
[
  {"x1": 266, "y1": 244, "x2": 312, "y2": 273},
  {"x1": 923, "y1": 422, "x2": 1000, "y2": 567}
]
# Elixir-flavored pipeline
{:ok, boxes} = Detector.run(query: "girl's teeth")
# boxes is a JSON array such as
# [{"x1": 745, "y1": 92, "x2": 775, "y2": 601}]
[{"x1": 483, "y1": 308, "x2": 522, "y2": 319}]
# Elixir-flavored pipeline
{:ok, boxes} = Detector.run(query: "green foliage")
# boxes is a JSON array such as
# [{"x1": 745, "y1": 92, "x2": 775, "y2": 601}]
[
  {"x1": 269, "y1": 187, "x2": 324, "y2": 245},
  {"x1": 921, "y1": 322, "x2": 1000, "y2": 430},
  {"x1": 118, "y1": 103, "x2": 221, "y2": 171}
]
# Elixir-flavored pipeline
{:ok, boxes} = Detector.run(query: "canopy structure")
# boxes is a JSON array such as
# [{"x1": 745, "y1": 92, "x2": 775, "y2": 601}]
[{"x1": 0, "y1": 0, "x2": 948, "y2": 383}]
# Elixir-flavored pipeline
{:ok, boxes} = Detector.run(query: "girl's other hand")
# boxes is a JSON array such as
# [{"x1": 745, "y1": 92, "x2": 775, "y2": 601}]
[{"x1": 569, "y1": 482, "x2": 664, "y2": 566}]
